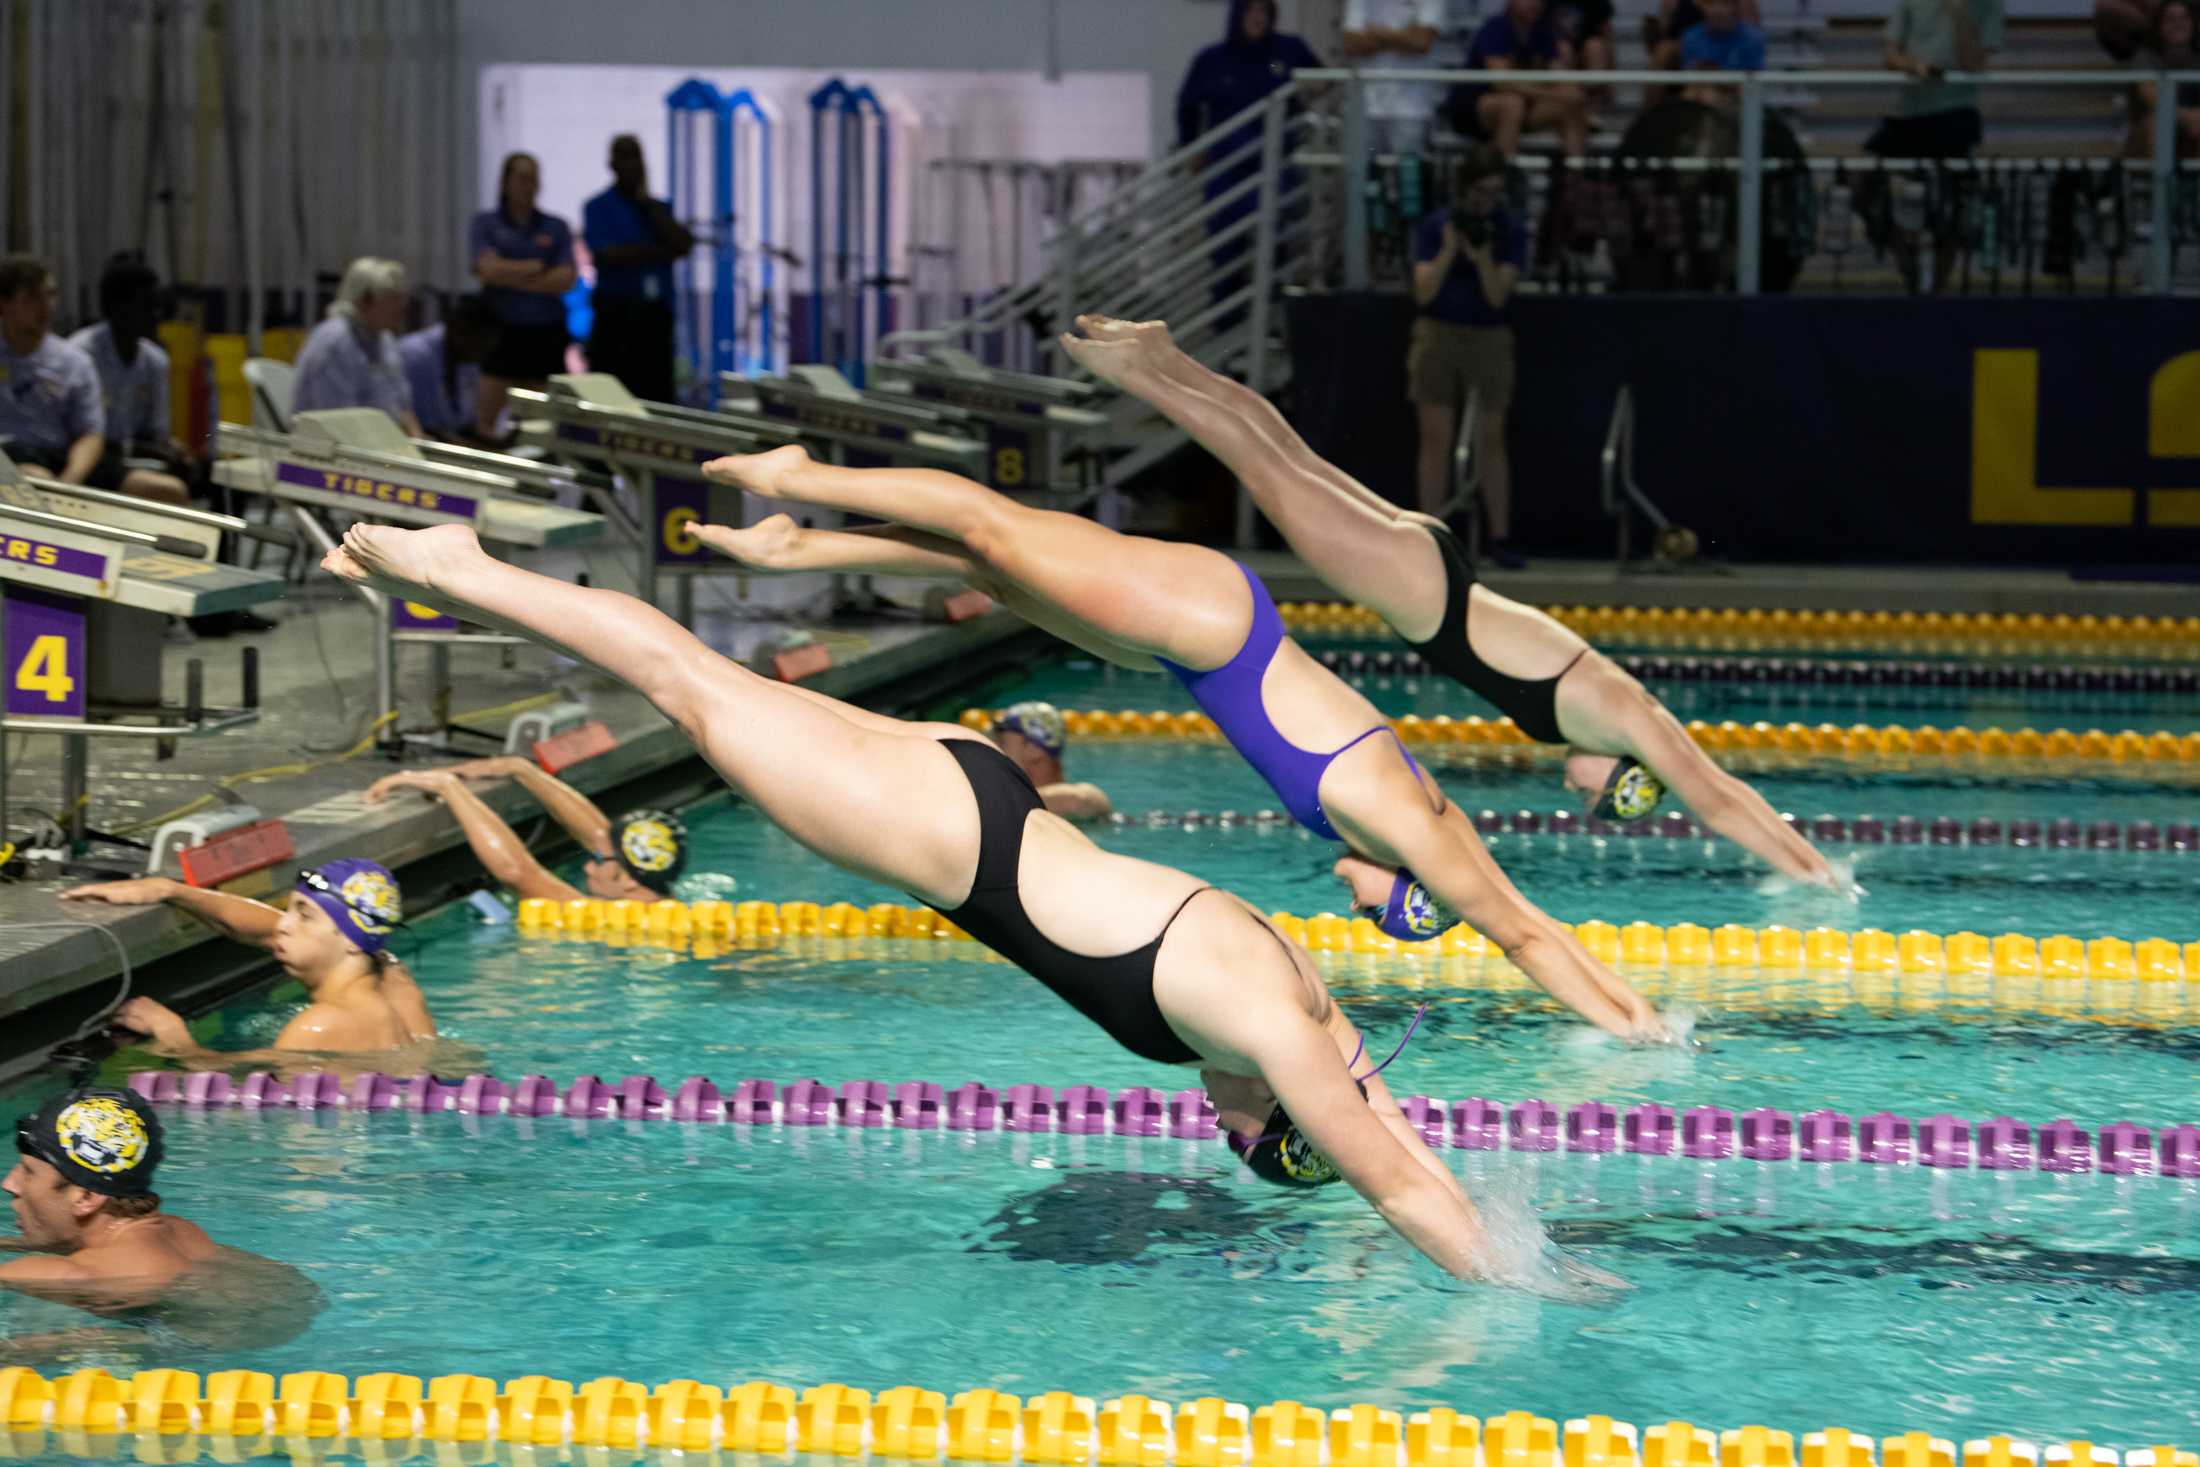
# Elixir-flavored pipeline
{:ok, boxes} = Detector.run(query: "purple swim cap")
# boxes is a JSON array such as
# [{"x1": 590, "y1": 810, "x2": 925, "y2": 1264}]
[{"x1": 296, "y1": 858, "x2": 404, "y2": 955}]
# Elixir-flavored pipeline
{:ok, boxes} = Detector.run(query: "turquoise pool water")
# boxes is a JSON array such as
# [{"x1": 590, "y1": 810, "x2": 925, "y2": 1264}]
[
  {"x1": 2, "y1": 1110, "x2": 2196, "y2": 1449},
  {"x1": 989, "y1": 657, "x2": 2200, "y2": 738},
  {"x1": 7, "y1": 650, "x2": 2197, "y2": 1452}
]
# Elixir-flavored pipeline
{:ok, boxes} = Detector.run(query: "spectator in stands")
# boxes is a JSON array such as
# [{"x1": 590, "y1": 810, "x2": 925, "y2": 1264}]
[
  {"x1": 583, "y1": 136, "x2": 693, "y2": 405},
  {"x1": 1177, "y1": 0, "x2": 1322, "y2": 147},
  {"x1": 471, "y1": 152, "x2": 575, "y2": 443},
  {"x1": 65, "y1": 255, "x2": 192, "y2": 506},
  {"x1": 291, "y1": 257, "x2": 421, "y2": 436},
  {"x1": 1678, "y1": 0, "x2": 1769, "y2": 107},
  {"x1": 1178, "y1": 1, "x2": 1321, "y2": 325},
  {"x1": 2125, "y1": 0, "x2": 2200, "y2": 157},
  {"x1": 398, "y1": 295, "x2": 500, "y2": 441},
  {"x1": 1341, "y1": 0, "x2": 1449, "y2": 157},
  {"x1": 1874, "y1": 0, "x2": 2002, "y2": 290},
  {"x1": 0, "y1": 256, "x2": 183, "y2": 506},
  {"x1": 1453, "y1": 0, "x2": 1590, "y2": 158},
  {"x1": 2095, "y1": 0, "x2": 2153, "y2": 59},
  {"x1": 1409, "y1": 146, "x2": 1524, "y2": 566},
  {"x1": 1645, "y1": 0, "x2": 1763, "y2": 76}
]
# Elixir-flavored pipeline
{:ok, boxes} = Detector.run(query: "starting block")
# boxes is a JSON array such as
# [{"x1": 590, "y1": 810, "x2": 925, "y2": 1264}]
[
  {"x1": 175, "y1": 818, "x2": 295, "y2": 888},
  {"x1": 505, "y1": 700, "x2": 595, "y2": 755},
  {"x1": 533, "y1": 720, "x2": 618, "y2": 774}
]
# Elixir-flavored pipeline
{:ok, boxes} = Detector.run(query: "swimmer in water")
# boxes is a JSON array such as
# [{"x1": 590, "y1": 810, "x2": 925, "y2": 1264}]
[
  {"x1": 1058, "y1": 315, "x2": 1847, "y2": 891},
  {"x1": 61, "y1": 860, "x2": 437, "y2": 1066},
  {"x1": 990, "y1": 701, "x2": 1113, "y2": 821},
  {"x1": 3, "y1": 1088, "x2": 317, "y2": 1359},
  {"x1": 696, "y1": 451, "x2": 1669, "y2": 1043},
  {"x1": 365, "y1": 756, "x2": 692, "y2": 903},
  {"x1": 318, "y1": 522, "x2": 1599, "y2": 1287}
]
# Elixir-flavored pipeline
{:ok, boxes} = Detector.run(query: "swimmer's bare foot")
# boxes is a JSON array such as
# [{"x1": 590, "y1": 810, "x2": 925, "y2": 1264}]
[
  {"x1": 321, "y1": 523, "x2": 484, "y2": 610},
  {"x1": 1074, "y1": 314, "x2": 1177, "y2": 359},
  {"x1": 701, "y1": 444, "x2": 814, "y2": 498},
  {"x1": 1059, "y1": 330, "x2": 1162, "y2": 393},
  {"x1": 693, "y1": 514, "x2": 807, "y2": 570}
]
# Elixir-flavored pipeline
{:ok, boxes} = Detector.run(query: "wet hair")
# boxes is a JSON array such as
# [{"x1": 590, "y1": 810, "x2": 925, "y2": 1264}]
[
  {"x1": 105, "y1": 1192, "x2": 162, "y2": 1219},
  {"x1": 98, "y1": 253, "x2": 162, "y2": 317},
  {"x1": 498, "y1": 151, "x2": 540, "y2": 214},
  {"x1": 0, "y1": 253, "x2": 54, "y2": 302}
]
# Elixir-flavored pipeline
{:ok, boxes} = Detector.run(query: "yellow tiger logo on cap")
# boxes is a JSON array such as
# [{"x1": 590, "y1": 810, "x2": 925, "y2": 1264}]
[
  {"x1": 620, "y1": 818, "x2": 679, "y2": 875},
  {"x1": 1609, "y1": 763, "x2": 1666, "y2": 821},
  {"x1": 53, "y1": 1097, "x2": 152, "y2": 1176},
  {"x1": 339, "y1": 869, "x2": 402, "y2": 933}
]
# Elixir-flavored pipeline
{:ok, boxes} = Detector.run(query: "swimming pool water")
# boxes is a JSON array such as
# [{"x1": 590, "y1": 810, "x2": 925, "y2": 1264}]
[
  {"x1": 9, "y1": 649, "x2": 2197, "y2": 1451},
  {"x1": 3, "y1": 1110, "x2": 2197, "y2": 1450}
]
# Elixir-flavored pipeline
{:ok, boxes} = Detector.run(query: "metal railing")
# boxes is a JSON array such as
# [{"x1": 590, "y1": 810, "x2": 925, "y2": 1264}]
[{"x1": 1306, "y1": 65, "x2": 2198, "y2": 297}]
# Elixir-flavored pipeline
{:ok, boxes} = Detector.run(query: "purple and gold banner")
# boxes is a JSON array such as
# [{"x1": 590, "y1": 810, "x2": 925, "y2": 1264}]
[
  {"x1": 274, "y1": 462, "x2": 480, "y2": 521},
  {"x1": 0, "y1": 531, "x2": 110, "y2": 584},
  {"x1": 4, "y1": 585, "x2": 88, "y2": 719}
]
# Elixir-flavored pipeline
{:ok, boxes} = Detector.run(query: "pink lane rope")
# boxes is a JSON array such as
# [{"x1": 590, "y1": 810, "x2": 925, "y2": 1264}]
[{"x1": 126, "y1": 1071, "x2": 2200, "y2": 1177}]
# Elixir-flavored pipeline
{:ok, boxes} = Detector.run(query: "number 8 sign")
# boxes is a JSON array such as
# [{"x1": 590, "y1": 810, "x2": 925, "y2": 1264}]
[{"x1": 4, "y1": 587, "x2": 87, "y2": 719}]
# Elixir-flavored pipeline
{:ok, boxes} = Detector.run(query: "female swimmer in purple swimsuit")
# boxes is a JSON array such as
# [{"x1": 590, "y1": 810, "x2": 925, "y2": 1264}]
[
  {"x1": 695, "y1": 451, "x2": 1669, "y2": 1044},
  {"x1": 1058, "y1": 316, "x2": 1846, "y2": 893}
]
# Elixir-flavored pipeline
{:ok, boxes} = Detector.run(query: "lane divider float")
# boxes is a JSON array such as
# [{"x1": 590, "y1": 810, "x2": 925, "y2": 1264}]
[
  {"x1": 124, "y1": 1069, "x2": 2200, "y2": 1177},
  {"x1": 506, "y1": 897, "x2": 2200, "y2": 987},
  {"x1": 5, "y1": 1365, "x2": 2195, "y2": 1467}
]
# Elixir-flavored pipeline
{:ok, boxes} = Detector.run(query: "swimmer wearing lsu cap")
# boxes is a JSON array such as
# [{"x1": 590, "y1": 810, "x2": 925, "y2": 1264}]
[
  {"x1": 3, "y1": 1088, "x2": 314, "y2": 1345},
  {"x1": 694, "y1": 448, "x2": 1667, "y2": 1041},
  {"x1": 320, "y1": 523, "x2": 1557, "y2": 1284},
  {"x1": 61, "y1": 860, "x2": 435, "y2": 1064},
  {"x1": 366, "y1": 755, "x2": 690, "y2": 902},
  {"x1": 990, "y1": 702, "x2": 1113, "y2": 822},
  {"x1": 1059, "y1": 316, "x2": 1847, "y2": 892}
]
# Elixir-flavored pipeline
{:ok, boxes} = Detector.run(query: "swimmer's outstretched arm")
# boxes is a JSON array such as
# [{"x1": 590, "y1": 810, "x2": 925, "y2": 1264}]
[
  {"x1": 1602, "y1": 691, "x2": 1841, "y2": 889},
  {"x1": 437, "y1": 757, "x2": 615, "y2": 859},
  {"x1": 365, "y1": 770, "x2": 580, "y2": 903},
  {"x1": 1194, "y1": 1003, "x2": 1493, "y2": 1281},
  {"x1": 320, "y1": 524, "x2": 989, "y2": 905},
  {"x1": 58, "y1": 879, "x2": 283, "y2": 950}
]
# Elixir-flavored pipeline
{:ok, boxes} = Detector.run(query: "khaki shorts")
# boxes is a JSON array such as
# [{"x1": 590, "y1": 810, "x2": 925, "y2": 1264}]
[{"x1": 1407, "y1": 319, "x2": 1515, "y2": 413}]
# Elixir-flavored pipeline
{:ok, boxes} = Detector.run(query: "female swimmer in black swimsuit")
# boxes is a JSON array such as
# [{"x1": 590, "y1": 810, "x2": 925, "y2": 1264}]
[
  {"x1": 318, "y1": 522, "x2": 1587, "y2": 1288},
  {"x1": 1060, "y1": 315, "x2": 1846, "y2": 892}
]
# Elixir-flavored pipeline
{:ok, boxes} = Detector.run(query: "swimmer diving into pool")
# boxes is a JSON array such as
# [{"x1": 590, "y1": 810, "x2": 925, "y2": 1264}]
[
  {"x1": 694, "y1": 457, "x2": 1671, "y2": 1045},
  {"x1": 3, "y1": 1087, "x2": 317, "y2": 1360},
  {"x1": 1057, "y1": 315, "x2": 1847, "y2": 892},
  {"x1": 60, "y1": 861, "x2": 439, "y2": 1067},
  {"x1": 364, "y1": 757, "x2": 692, "y2": 903},
  {"x1": 319, "y1": 522, "x2": 1602, "y2": 1288}
]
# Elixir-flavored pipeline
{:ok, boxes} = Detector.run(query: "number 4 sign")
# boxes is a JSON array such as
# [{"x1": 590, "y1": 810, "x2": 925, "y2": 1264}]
[{"x1": 4, "y1": 586, "x2": 87, "y2": 719}]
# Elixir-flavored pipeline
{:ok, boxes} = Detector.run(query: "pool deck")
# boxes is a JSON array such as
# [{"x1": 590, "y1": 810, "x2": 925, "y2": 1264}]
[{"x1": 2, "y1": 551, "x2": 2187, "y2": 1081}]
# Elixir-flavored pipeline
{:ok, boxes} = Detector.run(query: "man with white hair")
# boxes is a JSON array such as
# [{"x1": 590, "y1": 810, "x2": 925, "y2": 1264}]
[{"x1": 290, "y1": 257, "x2": 422, "y2": 437}]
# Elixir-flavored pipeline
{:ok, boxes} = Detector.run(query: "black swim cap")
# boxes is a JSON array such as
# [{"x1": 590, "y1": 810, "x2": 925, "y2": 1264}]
[
  {"x1": 14, "y1": 1087, "x2": 165, "y2": 1196},
  {"x1": 610, "y1": 808, "x2": 688, "y2": 894},
  {"x1": 1226, "y1": 1083, "x2": 1366, "y2": 1187},
  {"x1": 1591, "y1": 757, "x2": 1666, "y2": 823}
]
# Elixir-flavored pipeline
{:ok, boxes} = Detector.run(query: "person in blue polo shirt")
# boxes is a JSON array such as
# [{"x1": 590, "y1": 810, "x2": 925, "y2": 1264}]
[
  {"x1": 1679, "y1": 0, "x2": 1768, "y2": 105},
  {"x1": 469, "y1": 152, "x2": 575, "y2": 444},
  {"x1": 397, "y1": 295, "x2": 499, "y2": 440},
  {"x1": 292, "y1": 257, "x2": 420, "y2": 436},
  {"x1": 0, "y1": 254, "x2": 185, "y2": 505},
  {"x1": 581, "y1": 135, "x2": 693, "y2": 405}
]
